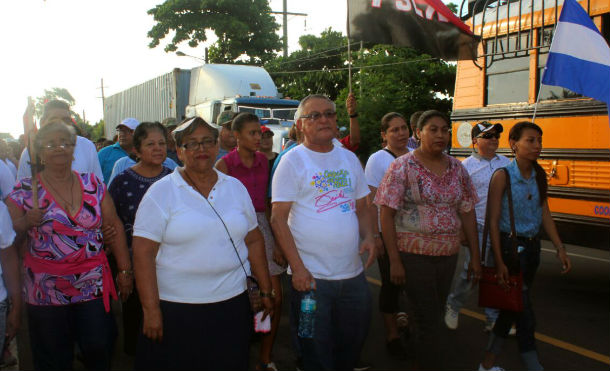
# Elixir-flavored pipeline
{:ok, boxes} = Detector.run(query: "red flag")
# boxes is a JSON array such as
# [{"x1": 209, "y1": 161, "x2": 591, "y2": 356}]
[{"x1": 348, "y1": 0, "x2": 479, "y2": 60}]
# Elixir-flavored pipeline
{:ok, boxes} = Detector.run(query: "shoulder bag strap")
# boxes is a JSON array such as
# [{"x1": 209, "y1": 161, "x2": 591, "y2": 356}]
[{"x1": 481, "y1": 167, "x2": 518, "y2": 265}]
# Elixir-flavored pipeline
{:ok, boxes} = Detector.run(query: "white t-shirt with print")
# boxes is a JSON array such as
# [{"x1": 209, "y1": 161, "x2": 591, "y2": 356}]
[
  {"x1": 364, "y1": 148, "x2": 397, "y2": 230},
  {"x1": 272, "y1": 144, "x2": 370, "y2": 280},
  {"x1": 133, "y1": 169, "x2": 258, "y2": 304}
]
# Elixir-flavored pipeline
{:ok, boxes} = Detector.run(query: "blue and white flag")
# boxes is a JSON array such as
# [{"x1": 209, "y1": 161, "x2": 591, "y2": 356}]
[{"x1": 541, "y1": 0, "x2": 610, "y2": 105}]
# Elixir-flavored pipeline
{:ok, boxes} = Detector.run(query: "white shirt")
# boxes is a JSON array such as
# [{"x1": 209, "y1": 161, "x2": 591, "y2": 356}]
[
  {"x1": 272, "y1": 144, "x2": 370, "y2": 280},
  {"x1": 2, "y1": 160, "x2": 17, "y2": 179},
  {"x1": 462, "y1": 153, "x2": 511, "y2": 225},
  {"x1": 0, "y1": 202, "x2": 15, "y2": 301},
  {"x1": 364, "y1": 148, "x2": 397, "y2": 230},
  {"x1": 0, "y1": 161, "x2": 15, "y2": 200},
  {"x1": 17, "y1": 136, "x2": 104, "y2": 182},
  {"x1": 133, "y1": 169, "x2": 258, "y2": 304},
  {"x1": 107, "y1": 156, "x2": 178, "y2": 186}
]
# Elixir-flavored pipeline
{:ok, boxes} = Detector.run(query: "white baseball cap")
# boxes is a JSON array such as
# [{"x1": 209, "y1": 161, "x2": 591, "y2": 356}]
[{"x1": 117, "y1": 118, "x2": 140, "y2": 131}]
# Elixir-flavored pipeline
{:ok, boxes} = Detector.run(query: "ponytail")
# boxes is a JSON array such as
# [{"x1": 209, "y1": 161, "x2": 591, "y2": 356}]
[{"x1": 532, "y1": 161, "x2": 548, "y2": 205}]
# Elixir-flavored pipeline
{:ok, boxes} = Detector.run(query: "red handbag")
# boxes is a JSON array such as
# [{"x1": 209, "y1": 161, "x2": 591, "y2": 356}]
[{"x1": 478, "y1": 168, "x2": 524, "y2": 312}]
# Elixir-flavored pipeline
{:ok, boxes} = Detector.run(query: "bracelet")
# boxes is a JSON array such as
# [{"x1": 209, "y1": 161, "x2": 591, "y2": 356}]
[
  {"x1": 118, "y1": 270, "x2": 133, "y2": 275},
  {"x1": 349, "y1": 113, "x2": 359, "y2": 118},
  {"x1": 260, "y1": 290, "x2": 276, "y2": 298}
]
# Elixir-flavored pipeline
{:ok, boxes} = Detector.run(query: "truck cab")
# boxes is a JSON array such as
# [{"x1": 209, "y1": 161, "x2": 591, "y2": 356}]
[{"x1": 185, "y1": 64, "x2": 299, "y2": 153}]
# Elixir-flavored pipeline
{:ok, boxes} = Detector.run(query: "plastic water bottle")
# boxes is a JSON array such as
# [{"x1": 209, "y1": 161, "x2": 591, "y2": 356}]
[{"x1": 298, "y1": 289, "x2": 316, "y2": 338}]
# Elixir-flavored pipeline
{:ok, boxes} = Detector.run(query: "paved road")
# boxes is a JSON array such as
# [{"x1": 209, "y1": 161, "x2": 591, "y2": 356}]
[{"x1": 12, "y1": 240, "x2": 609, "y2": 370}]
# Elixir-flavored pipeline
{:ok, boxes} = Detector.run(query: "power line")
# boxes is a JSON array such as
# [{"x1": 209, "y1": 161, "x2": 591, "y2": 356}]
[
  {"x1": 269, "y1": 57, "x2": 440, "y2": 75},
  {"x1": 272, "y1": 41, "x2": 362, "y2": 66}
]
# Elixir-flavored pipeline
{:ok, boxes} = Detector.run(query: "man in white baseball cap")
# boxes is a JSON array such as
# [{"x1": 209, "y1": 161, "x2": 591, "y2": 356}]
[{"x1": 97, "y1": 118, "x2": 140, "y2": 183}]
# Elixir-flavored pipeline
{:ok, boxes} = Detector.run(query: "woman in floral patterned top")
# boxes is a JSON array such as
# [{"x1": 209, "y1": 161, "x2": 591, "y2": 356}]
[
  {"x1": 375, "y1": 110, "x2": 481, "y2": 370},
  {"x1": 5, "y1": 121, "x2": 132, "y2": 370}
]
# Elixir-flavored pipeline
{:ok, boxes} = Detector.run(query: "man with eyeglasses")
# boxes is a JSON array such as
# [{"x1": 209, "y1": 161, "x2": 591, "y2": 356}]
[
  {"x1": 271, "y1": 94, "x2": 376, "y2": 371},
  {"x1": 16, "y1": 100, "x2": 103, "y2": 182},
  {"x1": 444, "y1": 121, "x2": 510, "y2": 332}
]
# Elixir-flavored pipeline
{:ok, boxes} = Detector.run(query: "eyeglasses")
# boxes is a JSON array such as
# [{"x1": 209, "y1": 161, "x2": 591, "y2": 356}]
[
  {"x1": 181, "y1": 137, "x2": 217, "y2": 151},
  {"x1": 300, "y1": 111, "x2": 337, "y2": 121},
  {"x1": 42, "y1": 142, "x2": 74, "y2": 150},
  {"x1": 477, "y1": 132, "x2": 500, "y2": 140}
]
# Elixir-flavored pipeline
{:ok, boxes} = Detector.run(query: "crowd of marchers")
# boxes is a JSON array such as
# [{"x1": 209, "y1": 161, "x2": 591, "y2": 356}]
[{"x1": 0, "y1": 93, "x2": 571, "y2": 371}]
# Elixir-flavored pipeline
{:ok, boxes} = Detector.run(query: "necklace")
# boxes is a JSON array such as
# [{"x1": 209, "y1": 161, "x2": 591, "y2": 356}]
[{"x1": 43, "y1": 172, "x2": 76, "y2": 212}]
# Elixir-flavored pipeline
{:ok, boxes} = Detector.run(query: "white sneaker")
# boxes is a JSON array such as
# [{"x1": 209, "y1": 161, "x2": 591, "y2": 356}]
[
  {"x1": 444, "y1": 304, "x2": 459, "y2": 330},
  {"x1": 509, "y1": 326, "x2": 517, "y2": 336},
  {"x1": 478, "y1": 363, "x2": 506, "y2": 371}
]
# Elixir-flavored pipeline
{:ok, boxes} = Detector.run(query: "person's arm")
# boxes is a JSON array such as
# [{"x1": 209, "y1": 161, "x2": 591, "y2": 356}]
[
  {"x1": 0, "y1": 244, "x2": 21, "y2": 341},
  {"x1": 244, "y1": 227, "x2": 273, "y2": 319},
  {"x1": 541, "y1": 201, "x2": 571, "y2": 274},
  {"x1": 486, "y1": 170, "x2": 509, "y2": 286},
  {"x1": 380, "y1": 205, "x2": 405, "y2": 285},
  {"x1": 100, "y1": 194, "x2": 133, "y2": 301},
  {"x1": 132, "y1": 236, "x2": 163, "y2": 342},
  {"x1": 5, "y1": 199, "x2": 41, "y2": 235},
  {"x1": 355, "y1": 196, "x2": 376, "y2": 268},
  {"x1": 346, "y1": 93, "x2": 360, "y2": 148},
  {"x1": 459, "y1": 209, "x2": 481, "y2": 283},
  {"x1": 367, "y1": 186, "x2": 384, "y2": 256},
  {"x1": 215, "y1": 158, "x2": 228, "y2": 174},
  {"x1": 270, "y1": 201, "x2": 315, "y2": 291}
]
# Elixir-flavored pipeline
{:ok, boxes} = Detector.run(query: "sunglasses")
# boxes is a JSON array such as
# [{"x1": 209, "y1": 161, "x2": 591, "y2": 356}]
[{"x1": 477, "y1": 132, "x2": 500, "y2": 139}]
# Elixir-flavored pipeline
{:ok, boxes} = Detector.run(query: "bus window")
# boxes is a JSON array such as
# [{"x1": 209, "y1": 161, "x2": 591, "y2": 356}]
[
  {"x1": 538, "y1": 52, "x2": 582, "y2": 101},
  {"x1": 485, "y1": 33, "x2": 530, "y2": 105}
]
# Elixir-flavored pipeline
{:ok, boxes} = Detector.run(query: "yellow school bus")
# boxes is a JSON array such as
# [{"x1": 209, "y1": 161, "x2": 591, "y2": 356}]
[{"x1": 451, "y1": 0, "x2": 610, "y2": 245}]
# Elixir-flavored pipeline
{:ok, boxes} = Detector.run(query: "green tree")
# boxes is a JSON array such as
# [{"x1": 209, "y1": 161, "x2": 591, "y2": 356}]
[
  {"x1": 147, "y1": 0, "x2": 282, "y2": 64},
  {"x1": 90, "y1": 120, "x2": 106, "y2": 141},
  {"x1": 335, "y1": 46, "x2": 455, "y2": 158},
  {"x1": 34, "y1": 87, "x2": 75, "y2": 118},
  {"x1": 266, "y1": 28, "x2": 348, "y2": 101}
]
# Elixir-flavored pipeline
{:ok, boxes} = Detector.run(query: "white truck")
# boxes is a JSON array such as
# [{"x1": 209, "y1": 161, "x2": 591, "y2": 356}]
[{"x1": 104, "y1": 64, "x2": 299, "y2": 152}]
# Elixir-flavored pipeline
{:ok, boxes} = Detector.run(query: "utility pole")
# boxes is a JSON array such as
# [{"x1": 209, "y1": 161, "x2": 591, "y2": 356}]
[
  {"x1": 97, "y1": 78, "x2": 108, "y2": 138},
  {"x1": 270, "y1": 2, "x2": 307, "y2": 57}
]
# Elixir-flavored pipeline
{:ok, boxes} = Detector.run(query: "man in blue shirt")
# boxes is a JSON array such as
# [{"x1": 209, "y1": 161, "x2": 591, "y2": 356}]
[{"x1": 98, "y1": 118, "x2": 139, "y2": 183}]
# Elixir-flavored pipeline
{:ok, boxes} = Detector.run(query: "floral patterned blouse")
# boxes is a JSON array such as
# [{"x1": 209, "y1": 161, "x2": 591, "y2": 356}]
[
  {"x1": 374, "y1": 152, "x2": 478, "y2": 256},
  {"x1": 8, "y1": 173, "x2": 106, "y2": 305}
]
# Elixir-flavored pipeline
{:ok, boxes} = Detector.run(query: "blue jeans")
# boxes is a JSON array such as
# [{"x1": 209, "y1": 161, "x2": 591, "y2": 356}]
[
  {"x1": 488, "y1": 235, "x2": 541, "y2": 355},
  {"x1": 290, "y1": 272, "x2": 372, "y2": 371},
  {"x1": 27, "y1": 298, "x2": 116, "y2": 371},
  {"x1": 447, "y1": 224, "x2": 499, "y2": 323}
]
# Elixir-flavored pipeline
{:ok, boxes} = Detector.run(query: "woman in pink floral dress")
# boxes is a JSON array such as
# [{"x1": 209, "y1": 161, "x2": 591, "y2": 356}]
[
  {"x1": 375, "y1": 110, "x2": 482, "y2": 370},
  {"x1": 4, "y1": 120, "x2": 132, "y2": 370}
]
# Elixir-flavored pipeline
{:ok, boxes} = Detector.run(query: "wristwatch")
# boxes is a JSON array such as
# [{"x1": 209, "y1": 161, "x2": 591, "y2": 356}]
[{"x1": 260, "y1": 289, "x2": 276, "y2": 299}]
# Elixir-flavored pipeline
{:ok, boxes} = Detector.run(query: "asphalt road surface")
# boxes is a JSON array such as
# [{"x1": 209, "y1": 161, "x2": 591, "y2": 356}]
[{"x1": 11, "y1": 240, "x2": 609, "y2": 370}]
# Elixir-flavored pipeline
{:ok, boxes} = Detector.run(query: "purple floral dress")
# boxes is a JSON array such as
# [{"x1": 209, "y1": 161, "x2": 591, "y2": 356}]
[{"x1": 8, "y1": 173, "x2": 106, "y2": 306}]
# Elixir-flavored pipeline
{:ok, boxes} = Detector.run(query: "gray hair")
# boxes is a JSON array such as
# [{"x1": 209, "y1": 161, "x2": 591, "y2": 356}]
[
  {"x1": 34, "y1": 120, "x2": 77, "y2": 153},
  {"x1": 172, "y1": 117, "x2": 218, "y2": 147},
  {"x1": 295, "y1": 94, "x2": 336, "y2": 119}
]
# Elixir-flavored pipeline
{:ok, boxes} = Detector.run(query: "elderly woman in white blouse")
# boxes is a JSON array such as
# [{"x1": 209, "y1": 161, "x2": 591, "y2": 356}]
[{"x1": 132, "y1": 117, "x2": 273, "y2": 370}]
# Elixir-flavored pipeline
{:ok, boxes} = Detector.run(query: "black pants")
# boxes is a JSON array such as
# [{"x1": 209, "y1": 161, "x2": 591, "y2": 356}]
[
  {"x1": 377, "y1": 252, "x2": 403, "y2": 314},
  {"x1": 401, "y1": 253, "x2": 458, "y2": 370},
  {"x1": 490, "y1": 235, "x2": 541, "y2": 354},
  {"x1": 135, "y1": 291, "x2": 252, "y2": 371},
  {"x1": 27, "y1": 299, "x2": 116, "y2": 371}
]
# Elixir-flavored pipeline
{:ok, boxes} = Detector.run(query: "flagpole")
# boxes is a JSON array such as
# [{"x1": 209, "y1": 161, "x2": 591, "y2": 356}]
[
  {"x1": 532, "y1": 76, "x2": 545, "y2": 123},
  {"x1": 23, "y1": 97, "x2": 39, "y2": 210},
  {"x1": 346, "y1": 0, "x2": 352, "y2": 94}
]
